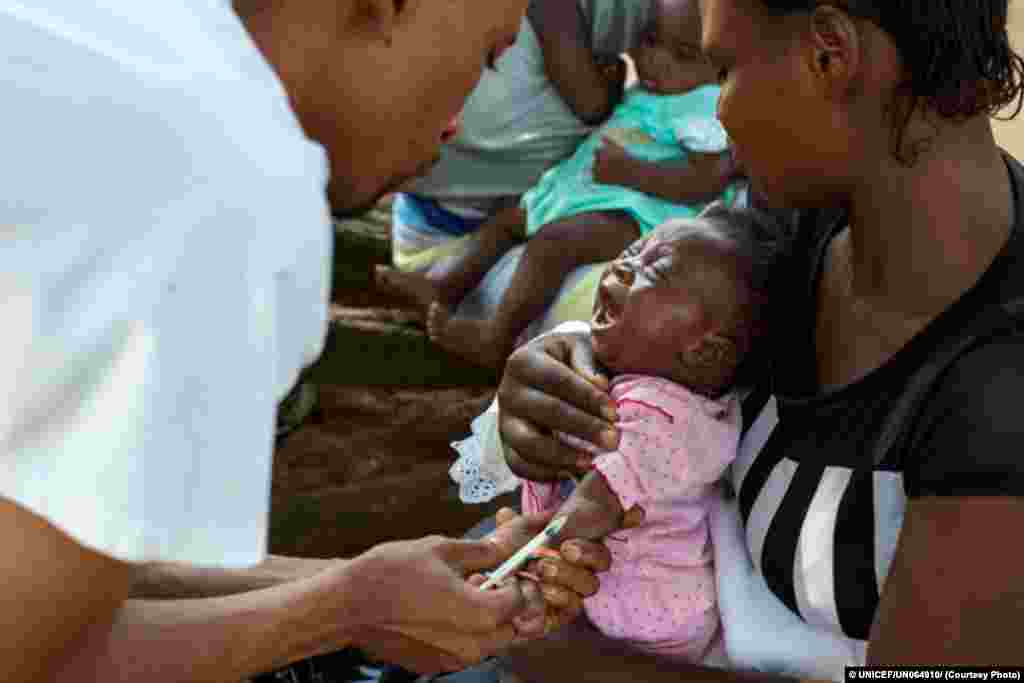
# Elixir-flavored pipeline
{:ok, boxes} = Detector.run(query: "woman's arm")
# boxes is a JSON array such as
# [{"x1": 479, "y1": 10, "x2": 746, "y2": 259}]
[
  {"x1": 527, "y1": 0, "x2": 624, "y2": 126},
  {"x1": 593, "y1": 137, "x2": 737, "y2": 204},
  {"x1": 869, "y1": 497, "x2": 1024, "y2": 664},
  {"x1": 0, "y1": 498, "x2": 133, "y2": 683},
  {"x1": 130, "y1": 555, "x2": 337, "y2": 599},
  {"x1": 0, "y1": 497, "x2": 561, "y2": 682},
  {"x1": 59, "y1": 535, "x2": 549, "y2": 681},
  {"x1": 58, "y1": 566, "x2": 360, "y2": 681}
]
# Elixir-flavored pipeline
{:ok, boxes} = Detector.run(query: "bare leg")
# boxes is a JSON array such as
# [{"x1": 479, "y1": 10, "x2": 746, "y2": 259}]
[
  {"x1": 429, "y1": 211, "x2": 641, "y2": 368},
  {"x1": 374, "y1": 206, "x2": 526, "y2": 314}
]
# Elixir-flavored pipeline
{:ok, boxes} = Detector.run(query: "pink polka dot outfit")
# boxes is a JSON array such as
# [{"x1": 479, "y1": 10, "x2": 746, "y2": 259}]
[{"x1": 522, "y1": 374, "x2": 741, "y2": 661}]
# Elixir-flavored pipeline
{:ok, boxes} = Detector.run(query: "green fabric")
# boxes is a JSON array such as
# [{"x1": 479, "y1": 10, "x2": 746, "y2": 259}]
[
  {"x1": 404, "y1": 0, "x2": 656, "y2": 205},
  {"x1": 522, "y1": 85, "x2": 734, "y2": 236}
]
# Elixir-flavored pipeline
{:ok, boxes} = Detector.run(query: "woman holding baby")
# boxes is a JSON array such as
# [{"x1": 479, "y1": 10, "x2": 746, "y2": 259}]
[{"x1": 476, "y1": 0, "x2": 1024, "y2": 680}]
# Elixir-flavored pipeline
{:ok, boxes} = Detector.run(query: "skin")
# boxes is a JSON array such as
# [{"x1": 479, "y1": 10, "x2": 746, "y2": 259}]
[
  {"x1": 590, "y1": 220, "x2": 744, "y2": 389},
  {"x1": 526, "y1": 0, "x2": 628, "y2": 126},
  {"x1": 242, "y1": 0, "x2": 525, "y2": 217},
  {"x1": 378, "y1": 0, "x2": 736, "y2": 369},
  {"x1": 633, "y1": 0, "x2": 718, "y2": 96},
  {"x1": 0, "y1": 1, "x2": 620, "y2": 680},
  {"x1": 526, "y1": 220, "x2": 750, "y2": 547},
  {"x1": 496, "y1": 0, "x2": 1024, "y2": 677}
]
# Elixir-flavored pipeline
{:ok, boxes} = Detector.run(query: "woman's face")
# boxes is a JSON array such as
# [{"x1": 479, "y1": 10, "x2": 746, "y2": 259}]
[
  {"x1": 700, "y1": 0, "x2": 859, "y2": 207},
  {"x1": 296, "y1": 0, "x2": 526, "y2": 216}
]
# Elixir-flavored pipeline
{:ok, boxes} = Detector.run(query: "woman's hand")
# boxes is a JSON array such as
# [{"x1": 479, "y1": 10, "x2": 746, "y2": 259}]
[
  {"x1": 497, "y1": 331, "x2": 619, "y2": 481},
  {"x1": 338, "y1": 532, "x2": 547, "y2": 674}
]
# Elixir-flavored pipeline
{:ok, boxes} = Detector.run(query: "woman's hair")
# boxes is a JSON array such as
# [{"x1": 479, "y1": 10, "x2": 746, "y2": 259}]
[
  {"x1": 698, "y1": 201, "x2": 795, "y2": 389},
  {"x1": 759, "y1": 1, "x2": 1023, "y2": 161}
]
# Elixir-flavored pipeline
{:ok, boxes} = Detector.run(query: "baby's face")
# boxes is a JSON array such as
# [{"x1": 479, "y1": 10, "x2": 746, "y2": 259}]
[
  {"x1": 591, "y1": 220, "x2": 721, "y2": 379},
  {"x1": 632, "y1": 0, "x2": 716, "y2": 95}
]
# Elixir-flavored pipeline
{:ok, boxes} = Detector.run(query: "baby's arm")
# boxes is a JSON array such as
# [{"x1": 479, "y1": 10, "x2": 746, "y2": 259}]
[
  {"x1": 593, "y1": 137, "x2": 737, "y2": 204},
  {"x1": 550, "y1": 469, "x2": 628, "y2": 544},
  {"x1": 528, "y1": 0, "x2": 625, "y2": 126}
]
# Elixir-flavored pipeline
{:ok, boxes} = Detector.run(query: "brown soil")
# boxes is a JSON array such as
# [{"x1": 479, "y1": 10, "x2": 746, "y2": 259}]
[
  {"x1": 268, "y1": 382, "x2": 515, "y2": 558},
  {"x1": 267, "y1": 224, "x2": 512, "y2": 560}
]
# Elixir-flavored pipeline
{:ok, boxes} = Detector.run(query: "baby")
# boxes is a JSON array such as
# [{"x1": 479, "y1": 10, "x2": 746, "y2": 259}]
[
  {"x1": 450, "y1": 204, "x2": 786, "y2": 662},
  {"x1": 376, "y1": 0, "x2": 741, "y2": 369}
]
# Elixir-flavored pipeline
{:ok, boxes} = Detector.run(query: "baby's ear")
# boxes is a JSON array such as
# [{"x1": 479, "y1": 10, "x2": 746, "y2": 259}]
[{"x1": 680, "y1": 332, "x2": 739, "y2": 386}]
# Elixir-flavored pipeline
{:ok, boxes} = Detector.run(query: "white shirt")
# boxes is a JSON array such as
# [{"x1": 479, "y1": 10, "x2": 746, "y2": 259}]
[{"x1": 0, "y1": 1, "x2": 332, "y2": 567}]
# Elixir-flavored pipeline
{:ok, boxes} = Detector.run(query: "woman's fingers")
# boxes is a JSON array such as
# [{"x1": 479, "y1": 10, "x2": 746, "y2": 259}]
[
  {"x1": 565, "y1": 332, "x2": 610, "y2": 393},
  {"x1": 502, "y1": 429, "x2": 583, "y2": 481},
  {"x1": 621, "y1": 504, "x2": 645, "y2": 530},
  {"x1": 500, "y1": 334, "x2": 616, "y2": 434},
  {"x1": 511, "y1": 580, "x2": 548, "y2": 637},
  {"x1": 539, "y1": 582, "x2": 584, "y2": 615},
  {"x1": 559, "y1": 539, "x2": 612, "y2": 573},
  {"x1": 497, "y1": 333, "x2": 620, "y2": 479},
  {"x1": 487, "y1": 508, "x2": 556, "y2": 555},
  {"x1": 495, "y1": 507, "x2": 519, "y2": 527},
  {"x1": 535, "y1": 558, "x2": 600, "y2": 598},
  {"x1": 499, "y1": 392, "x2": 617, "y2": 478}
]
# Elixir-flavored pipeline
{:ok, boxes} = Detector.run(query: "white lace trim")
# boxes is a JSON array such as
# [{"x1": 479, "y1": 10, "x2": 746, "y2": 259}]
[{"x1": 449, "y1": 399, "x2": 521, "y2": 503}]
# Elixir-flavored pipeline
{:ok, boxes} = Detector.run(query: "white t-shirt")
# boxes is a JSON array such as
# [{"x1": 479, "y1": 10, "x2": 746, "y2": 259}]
[{"x1": 0, "y1": 2, "x2": 332, "y2": 567}]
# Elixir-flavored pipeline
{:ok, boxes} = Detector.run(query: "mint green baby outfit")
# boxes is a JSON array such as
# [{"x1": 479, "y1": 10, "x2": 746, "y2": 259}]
[{"x1": 522, "y1": 84, "x2": 732, "y2": 236}]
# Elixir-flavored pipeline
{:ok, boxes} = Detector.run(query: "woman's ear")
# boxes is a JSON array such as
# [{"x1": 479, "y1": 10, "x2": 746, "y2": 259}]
[{"x1": 806, "y1": 5, "x2": 863, "y2": 100}]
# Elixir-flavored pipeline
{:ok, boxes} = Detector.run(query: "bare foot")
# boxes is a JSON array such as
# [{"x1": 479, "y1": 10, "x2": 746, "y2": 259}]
[
  {"x1": 428, "y1": 302, "x2": 512, "y2": 369},
  {"x1": 374, "y1": 265, "x2": 444, "y2": 313}
]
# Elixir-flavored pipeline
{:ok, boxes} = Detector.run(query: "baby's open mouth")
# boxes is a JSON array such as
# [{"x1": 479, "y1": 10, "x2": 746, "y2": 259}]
[{"x1": 592, "y1": 285, "x2": 620, "y2": 329}]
